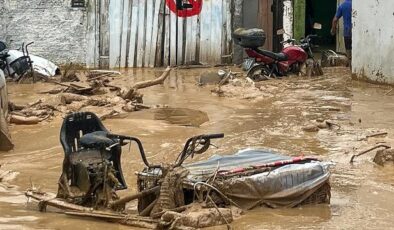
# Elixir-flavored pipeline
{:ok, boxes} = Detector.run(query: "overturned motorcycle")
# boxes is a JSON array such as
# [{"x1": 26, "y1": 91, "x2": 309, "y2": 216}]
[
  {"x1": 0, "y1": 41, "x2": 59, "y2": 82},
  {"x1": 26, "y1": 112, "x2": 332, "y2": 229}
]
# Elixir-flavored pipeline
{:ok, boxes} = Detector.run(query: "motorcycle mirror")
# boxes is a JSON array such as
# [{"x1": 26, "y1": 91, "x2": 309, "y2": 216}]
[
  {"x1": 313, "y1": 23, "x2": 322, "y2": 30},
  {"x1": 276, "y1": 29, "x2": 285, "y2": 35}
]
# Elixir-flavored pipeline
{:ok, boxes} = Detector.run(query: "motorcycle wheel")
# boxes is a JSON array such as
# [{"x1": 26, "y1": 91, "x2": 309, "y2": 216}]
[{"x1": 247, "y1": 64, "x2": 271, "y2": 82}]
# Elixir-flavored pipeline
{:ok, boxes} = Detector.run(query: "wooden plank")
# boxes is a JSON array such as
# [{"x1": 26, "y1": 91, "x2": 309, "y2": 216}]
[
  {"x1": 128, "y1": 1, "x2": 139, "y2": 67},
  {"x1": 136, "y1": 0, "x2": 147, "y2": 67},
  {"x1": 177, "y1": 16, "x2": 184, "y2": 65},
  {"x1": 184, "y1": 16, "x2": 194, "y2": 64},
  {"x1": 155, "y1": 0, "x2": 165, "y2": 67},
  {"x1": 225, "y1": 0, "x2": 232, "y2": 59},
  {"x1": 195, "y1": 13, "x2": 201, "y2": 64},
  {"x1": 199, "y1": 0, "x2": 212, "y2": 64},
  {"x1": 221, "y1": 0, "x2": 227, "y2": 62},
  {"x1": 86, "y1": 0, "x2": 97, "y2": 68},
  {"x1": 109, "y1": 0, "x2": 123, "y2": 68},
  {"x1": 163, "y1": 5, "x2": 170, "y2": 66},
  {"x1": 95, "y1": 0, "x2": 100, "y2": 67},
  {"x1": 99, "y1": 0, "x2": 110, "y2": 68},
  {"x1": 169, "y1": 10, "x2": 177, "y2": 66},
  {"x1": 124, "y1": 0, "x2": 133, "y2": 67},
  {"x1": 120, "y1": 0, "x2": 130, "y2": 67},
  {"x1": 210, "y1": 0, "x2": 222, "y2": 64},
  {"x1": 144, "y1": 0, "x2": 154, "y2": 67},
  {"x1": 148, "y1": 0, "x2": 162, "y2": 67}
]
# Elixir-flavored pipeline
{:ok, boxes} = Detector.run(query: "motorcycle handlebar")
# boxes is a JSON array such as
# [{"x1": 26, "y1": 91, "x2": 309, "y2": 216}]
[
  {"x1": 106, "y1": 133, "x2": 159, "y2": 168},
  {"x1": 280, "y1": 39, "x2": 296, "y2": 45}
]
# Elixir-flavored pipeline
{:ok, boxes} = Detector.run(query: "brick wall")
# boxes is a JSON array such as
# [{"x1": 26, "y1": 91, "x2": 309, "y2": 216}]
[{"x1": 0, "y1": 0, "x2": 88, "y2": 65}]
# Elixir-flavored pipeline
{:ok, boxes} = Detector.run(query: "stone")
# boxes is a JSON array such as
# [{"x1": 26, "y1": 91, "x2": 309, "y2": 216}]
[
  {"x1": 373, "y1": 149, "x2": 394, "y2": 166},
  {"x1": 303, "y1": 125, "x2": 319, "y2": 132}
]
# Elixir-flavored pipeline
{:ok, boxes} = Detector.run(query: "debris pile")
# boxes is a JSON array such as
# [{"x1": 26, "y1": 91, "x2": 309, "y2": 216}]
[
  {"x1": 8, "y1": 67, "x2": 172, "y2": 124},
  {"x1": 8, "y1": 100, "x2": 56, "y2": 124}
]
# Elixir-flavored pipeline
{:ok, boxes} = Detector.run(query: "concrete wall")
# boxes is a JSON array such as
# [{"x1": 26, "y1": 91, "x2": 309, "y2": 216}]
[
  {"x1": 0, "y1": 0, "x2": 87, "y2": 65},
  {"x1": 352, "y1": 0, "x2": 394, "y2": 85}
]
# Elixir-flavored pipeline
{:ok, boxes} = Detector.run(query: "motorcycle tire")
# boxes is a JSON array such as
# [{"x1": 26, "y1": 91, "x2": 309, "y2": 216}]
[{"x1": 247, "y1": 64, "x2": 271, "y2": 82}]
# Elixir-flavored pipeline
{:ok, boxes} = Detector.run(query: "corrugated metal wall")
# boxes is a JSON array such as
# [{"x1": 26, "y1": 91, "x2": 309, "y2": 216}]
[{"x1": 86, "y1": 0, "x2": 233, "y2": 68}]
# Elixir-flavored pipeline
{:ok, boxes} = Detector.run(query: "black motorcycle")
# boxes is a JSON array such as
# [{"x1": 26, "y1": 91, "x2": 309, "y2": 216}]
[{"x1": 0, "y1": 41, "x2": 34, "y2": 81}]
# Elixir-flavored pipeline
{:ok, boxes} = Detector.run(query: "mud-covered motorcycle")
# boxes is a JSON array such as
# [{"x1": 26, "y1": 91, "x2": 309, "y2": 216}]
[{"x1": 56, "y1": 112, "x2": 224, "y2": 212}]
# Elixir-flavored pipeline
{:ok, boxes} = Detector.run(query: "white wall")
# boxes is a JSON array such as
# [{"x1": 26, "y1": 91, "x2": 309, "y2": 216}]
[{"x1": 352, "y1": 0, "x2": 394, "y2": 84}]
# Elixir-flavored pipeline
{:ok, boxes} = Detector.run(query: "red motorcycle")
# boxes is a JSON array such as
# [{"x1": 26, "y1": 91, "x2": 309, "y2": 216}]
[{"x1": 234, "y1": 28, "x2": 318, "y2": 81}]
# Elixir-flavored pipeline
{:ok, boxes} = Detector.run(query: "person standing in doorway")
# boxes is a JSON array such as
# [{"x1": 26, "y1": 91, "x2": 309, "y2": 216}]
[{"x1": 331, "y1": 0, "x2": 352, "y2": 62}]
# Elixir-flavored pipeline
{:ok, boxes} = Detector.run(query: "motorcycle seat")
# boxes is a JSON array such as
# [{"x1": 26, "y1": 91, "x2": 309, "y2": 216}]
[
  {"x1": 80, "y1": 131, "x2": 115, "y2": 149},
  {"x1": 255, "y1": 48, "x2": 288, "y2": 61}
]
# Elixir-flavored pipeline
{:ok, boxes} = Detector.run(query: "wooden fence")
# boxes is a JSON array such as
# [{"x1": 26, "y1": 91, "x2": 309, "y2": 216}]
[{"x1": 86, "y1": 0, "x2": 234, "y2": 68}]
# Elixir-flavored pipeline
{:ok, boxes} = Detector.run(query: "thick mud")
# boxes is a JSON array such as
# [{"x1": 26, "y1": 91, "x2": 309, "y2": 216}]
[{"x1": 1, "y1": 67, "x2": 394, "y2": 229}]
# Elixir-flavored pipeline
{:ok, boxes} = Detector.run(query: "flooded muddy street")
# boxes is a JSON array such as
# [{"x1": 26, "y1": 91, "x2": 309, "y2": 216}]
[{"x1": 1, "y1": 67, "x2": 394, "y2": 229}]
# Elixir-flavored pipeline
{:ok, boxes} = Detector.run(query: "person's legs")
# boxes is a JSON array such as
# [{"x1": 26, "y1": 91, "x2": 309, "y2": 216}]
[{"x1": 344, "y1": 36, "x2": 352, "y2": 67}]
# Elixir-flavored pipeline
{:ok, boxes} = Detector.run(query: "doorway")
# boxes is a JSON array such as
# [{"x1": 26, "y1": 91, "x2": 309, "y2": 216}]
[{"x1": 305, "y1": 0, "x2": 337, "y2": 48}]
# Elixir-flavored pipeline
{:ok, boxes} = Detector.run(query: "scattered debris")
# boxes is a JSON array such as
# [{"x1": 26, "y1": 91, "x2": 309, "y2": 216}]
[
  {"x1": 366, "y1": 132, "x2": 388, "y2": 139},
  {"x1": 119, "y1": 66, "x2": 172, "y2": 101},
  {"x1": 303, "y1": 120, "x2": 340, "y2": 132},
  {"x1": 350, "y1": 144, "x2": 391, "y2": 163},
  {"x1": 321, "y1": 50, "x2": 349, "y2": 67},
  {"x1": 8, "y1": 67, "x2": 173, "y2": 125},
  {"x1": 60, "y1": 63, "x2": 80, "y2": 82},
  {"x1": 0, "y1": 166, "x2": 18, "y2": 187},
  {"x1": 198, "y1": 71, "x2": 223, "y2": 85},
  {"x1": 8, "y1": 100, "x2": 56, "y2": 124},
  {"x1": 303, "y1": 125, "x2": 320, "y2": 132},
  {"x1": 373, "y1": 149, "x2": 394, "y2": 166},
  {"x1": 177, "y1": 64, "x2": 211, "y2": 69}
]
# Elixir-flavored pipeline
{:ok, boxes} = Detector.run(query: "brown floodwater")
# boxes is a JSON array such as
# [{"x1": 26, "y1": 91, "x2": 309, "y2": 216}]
[{"x1": 1, "y1": 68, "x2": 394, "y2": 229}]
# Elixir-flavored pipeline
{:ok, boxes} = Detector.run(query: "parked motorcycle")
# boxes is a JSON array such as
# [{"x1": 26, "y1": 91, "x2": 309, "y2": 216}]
[{"x1": 234, "y1": 25, "x2": 322, "y2": 81}]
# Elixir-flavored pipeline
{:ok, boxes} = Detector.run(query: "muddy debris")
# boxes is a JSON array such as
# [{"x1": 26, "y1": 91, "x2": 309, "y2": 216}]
[
  {"x1": 7, "y1": 67, "x2": 173, "y2": 125},
  {"x1": 350, "y1": 144, "x2": 391, "y2": 163},
  {"x1": 158, "y1": 203, "x2": 241, "y2": 230},
  {"x1": 303, "y1": 120, "x2": 340, "y2": 132},
  {"x1": 0, "y1": 166, "x2": 18, "y2": 185},
  {"x1": 8, "y1": 99, "x2": 56, "y2": 124},
  {"x1": 373, "y1": 149, "x2": 394, "y2": 166},
  {"x1": 321, "y1": 50, "x2": 350, "y2": 67}
]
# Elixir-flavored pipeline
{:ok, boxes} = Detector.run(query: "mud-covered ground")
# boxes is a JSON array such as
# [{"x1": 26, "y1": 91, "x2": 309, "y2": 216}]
[{"x1": 1, "y1": 67, "x2": 394, "y2": 229}]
